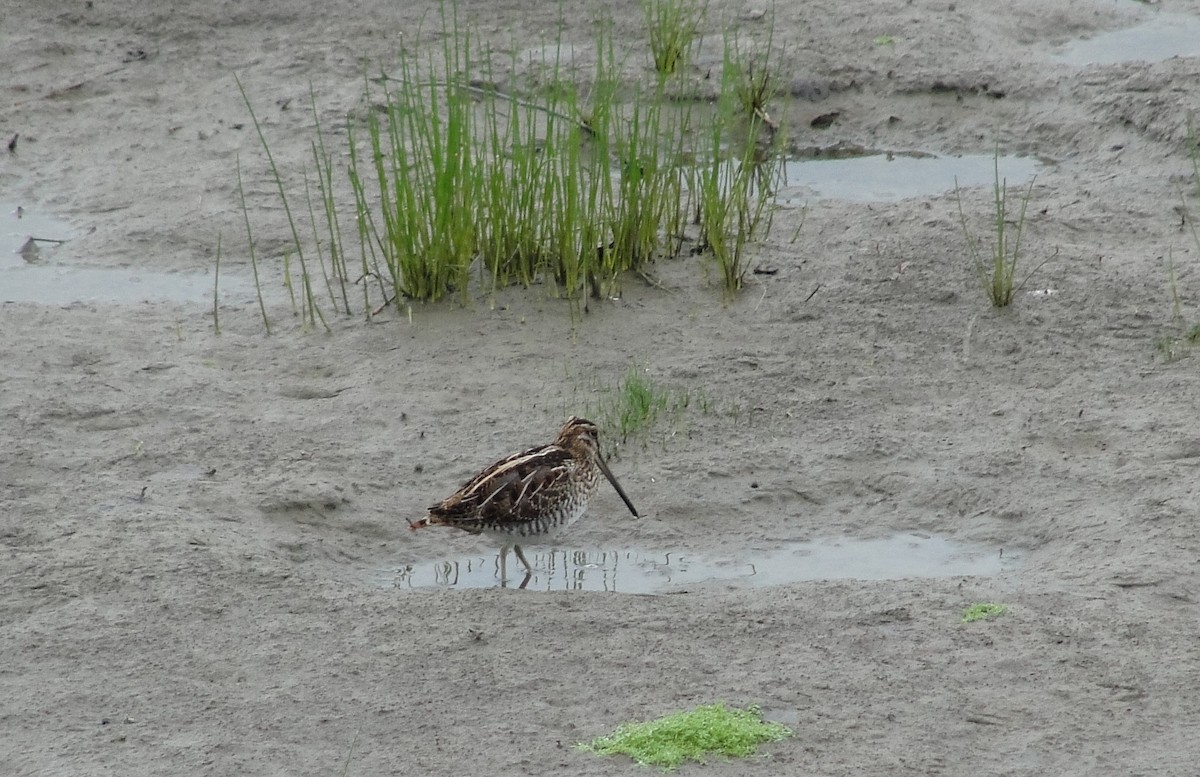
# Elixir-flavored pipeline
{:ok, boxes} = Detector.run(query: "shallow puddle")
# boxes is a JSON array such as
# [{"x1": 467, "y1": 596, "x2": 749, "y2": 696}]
[
  {"x1": 382, "y1": 532, "x2": 1018, "y2": 593},
  {"x1": 2, "y1": 201, "x2": 74, "y2": 267},
  {"x1": 1, "y1": 264, "x2": 263, "y2": 306},
  {"x1": 1055, "y1": 12, "x2": 1200, "y2": 66},
  {"x1": 3, "y1": 201, "x2": 260, "y2": 305},
  {"x1": 777, "y1": 153, "x2": 1041, "y2": 204}
]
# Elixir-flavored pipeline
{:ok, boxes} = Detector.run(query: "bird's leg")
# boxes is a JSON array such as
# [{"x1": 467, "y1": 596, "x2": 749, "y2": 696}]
[
  {"x1": 498, "y1": 544, "x2": 510, "y2": 585},
  {"x1": 513, "y1": 544, "x2": 534, "y2": 574}
]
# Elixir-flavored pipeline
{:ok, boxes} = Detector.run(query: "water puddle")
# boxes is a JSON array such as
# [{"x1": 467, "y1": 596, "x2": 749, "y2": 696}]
[
  {"x1": 3, "y1": 201, "x2": 260, "y2": 305},
  {"x1": 381, "y1": 532, "x2": 1018, "y2": 593},
  {"x1": 777, "y1": 153, "x2": 1041, "y2": 204},
  {"x1": 1, "y1": 264, "x2": 265, "y2": 306},
  {"x1": 2, "y1": 201, "x2": 74, "y2": 266},
  {"x1": 1055, "y1": 12, "x2": 1200, "y2": 66}
]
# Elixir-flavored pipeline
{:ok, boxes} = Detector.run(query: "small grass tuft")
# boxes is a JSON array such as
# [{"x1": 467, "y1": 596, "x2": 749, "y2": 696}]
[
  {"x1": 691, "y1": 38, "x2": 783, "y2": 300},
  {"x1": 590, "y1": 365, "x2": 694, "y2": 446},
  {"x1": 577, "y1": 703, "x2": 792, "y2": 769},
  {"x1": 642, "y1": 0, "x2": 705, "y2": 77},
  {"x1": 956, "y1": 149, "x2": 1036, "y2": 308},
  {"x1": 962, "y1": 602, "x2": 1009, "y2": 623},
  {"x1": 1160, "y1": 248, "x2": 1192, "y2": 362},
  {"x1": 1161, "y1": 165, "x2": 1200, "y2": 362},
  {"x1": 724, "y1": 26, "x2": 782, "y2": 138},
  {"x1": 613, "y1": 367, "x2": 682, "y2": 442},
  {"x1": 1155, "y1": 335, "x2": 1189, "y2": 363}
]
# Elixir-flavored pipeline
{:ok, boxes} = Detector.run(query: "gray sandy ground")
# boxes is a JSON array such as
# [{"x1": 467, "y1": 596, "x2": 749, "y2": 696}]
[{"x1": 3, "y1": 1, "x2": 1200, "y2": 774}]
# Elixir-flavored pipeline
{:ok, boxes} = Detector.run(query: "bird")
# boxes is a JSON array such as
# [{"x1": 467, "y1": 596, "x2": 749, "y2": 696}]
[{"x1": 408, "y1": 416, "x2": 639, "y2": 585}]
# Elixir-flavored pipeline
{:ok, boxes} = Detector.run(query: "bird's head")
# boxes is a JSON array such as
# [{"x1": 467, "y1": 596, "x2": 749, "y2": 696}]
[
  {"x1": 556, "y1": 416, "x2": 603, "y2": 459},
  {"x1": 556, "y1": 416, "x2": 639, "y2": 518}
]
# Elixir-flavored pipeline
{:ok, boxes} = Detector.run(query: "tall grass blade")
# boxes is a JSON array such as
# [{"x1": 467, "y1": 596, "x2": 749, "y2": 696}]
[
  {"x1": 236, "y1": 154, "x2": 272, "y2": 334},
  {"x1": 235, "y1": 74, "x2": 312, "y2": 317},
  {"x1": 302, "y1": 163, "x2": 340, "y2": 315},
  {"x1": 310, "y1": 83, "x2": 351, "y2": 313},
  {"x1": 212, "y1": 231, "x2": 221, "y2": 335}
]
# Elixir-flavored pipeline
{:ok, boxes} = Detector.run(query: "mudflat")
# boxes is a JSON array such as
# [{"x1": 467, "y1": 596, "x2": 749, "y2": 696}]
[{"x1": 4, "y1": 1, "x2": 1200, "y2": 774}]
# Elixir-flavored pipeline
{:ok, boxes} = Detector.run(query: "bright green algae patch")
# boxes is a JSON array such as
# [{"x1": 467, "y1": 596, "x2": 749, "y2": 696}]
[
  {"x1": 577, "y1": 703, "x2": 792, "y2": 769},
  {"x1": 962, "y1": 602, "x2": 1009, "y2": 623}
]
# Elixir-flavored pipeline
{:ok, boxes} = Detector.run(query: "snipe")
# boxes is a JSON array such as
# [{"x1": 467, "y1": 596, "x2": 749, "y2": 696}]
[{"x1": 409, "y1": 417, "x2": 639, "y2": 585}]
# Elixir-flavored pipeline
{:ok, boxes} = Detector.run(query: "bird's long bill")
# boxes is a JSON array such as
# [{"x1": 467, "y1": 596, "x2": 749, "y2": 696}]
[{"x1": 596, "y1": 455, "x2": 639, "y2": 517}]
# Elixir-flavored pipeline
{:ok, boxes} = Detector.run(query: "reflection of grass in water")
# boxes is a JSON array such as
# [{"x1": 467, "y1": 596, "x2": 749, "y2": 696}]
[
  {"x1": 577, "y1": 703, "x2": 791, "y2": 769},
  {"x1": 962, "y1": 602, "x2": 1009, "y2": 623}
]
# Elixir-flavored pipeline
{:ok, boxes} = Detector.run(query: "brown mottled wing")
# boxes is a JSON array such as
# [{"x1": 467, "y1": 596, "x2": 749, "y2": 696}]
[{"x1": 428, "y1": 444, "x2": 571, "y2": 531}]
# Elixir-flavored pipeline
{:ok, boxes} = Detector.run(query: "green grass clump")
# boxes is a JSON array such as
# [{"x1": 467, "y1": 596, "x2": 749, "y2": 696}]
[
  {"x1": 956, "y1": 150, "x2": 1036, "y2": 308},
  {"x1": 577, "y1": 703, "x2": 792, "y2": 769},
  {"x1": 691, "y1": 36, "x2": 783, "y2": 299},
  {"x1": 725, "y1": 27, "x2": 780, "y2": 126},
  {"x1": 642, "y1": 0, "x2": 705, "y2": 76},
  {"x1": 588, "y1": 365, "x2": 698, "y2": 446},
  {"x1": 236, "y1": 16, "x2": 694, "y2": 314},
  {"x1": 611, "y1": 366, "x2": 686, "y2": 442},
  {"x1": 228, "y1": 1, "x2": 785, "y2": 323},
  {"x1": 962, "y1": 603, "x2": 1009, "y2": 623}
]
